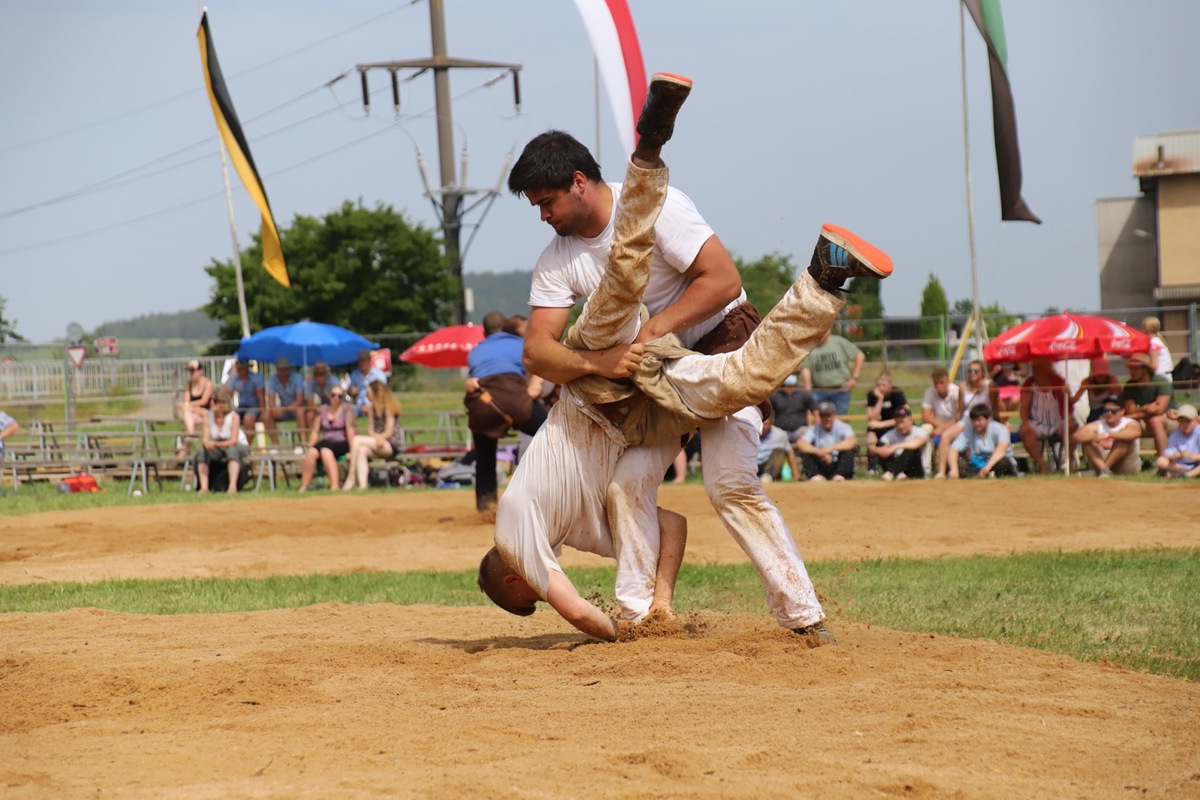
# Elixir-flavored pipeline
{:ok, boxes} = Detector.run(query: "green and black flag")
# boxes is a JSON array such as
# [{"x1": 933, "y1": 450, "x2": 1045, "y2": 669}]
[
  {"x1": 197, "y1": 12, "x2": 290, "y2": 286},
  {"x1": 962, "y1": 0, "x2": 1041, "y2": 224}
]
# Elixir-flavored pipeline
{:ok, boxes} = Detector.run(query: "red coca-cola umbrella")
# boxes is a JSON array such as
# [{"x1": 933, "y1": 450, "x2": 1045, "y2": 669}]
[
  {"x1": 983, "y1": 313, "x2": 1150, "y2": 364},
  {"x1": 399, "y1": 324, "x2": 484, "y2": 369},
  {"x1": 983, "y1": 313, "x2": 1151, "y2": 476}
]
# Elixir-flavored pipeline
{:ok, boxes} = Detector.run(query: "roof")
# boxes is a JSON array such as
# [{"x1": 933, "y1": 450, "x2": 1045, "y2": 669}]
[{"x1": 1134, "y1": 129, "x2": 1200, "y2": 177}]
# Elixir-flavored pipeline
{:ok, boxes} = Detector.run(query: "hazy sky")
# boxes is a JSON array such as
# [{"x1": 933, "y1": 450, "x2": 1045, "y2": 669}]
[{"x1": 2, "y1": 0, "x2": 1198, "y2": 343}]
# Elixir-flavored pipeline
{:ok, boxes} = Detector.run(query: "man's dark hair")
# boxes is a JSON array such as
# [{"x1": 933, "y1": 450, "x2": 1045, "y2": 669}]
[
  {"x1": 477, "y1": 548, "x2": 536, "y2": 617},
  {"x1": 968, "y1": 404, "x2": 993, "y2": 420},
  {"x1": 481, "y1": 310, "x2": 507, "y2": 335},
  {"x1": 507, "y1": 130, "x2": 603, "y2": 196}
]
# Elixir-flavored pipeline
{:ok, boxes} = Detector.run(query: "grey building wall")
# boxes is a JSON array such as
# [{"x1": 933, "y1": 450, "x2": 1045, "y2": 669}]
[{"x1": 1096, "y1": 196, "x2": 1157, "y2": 311}]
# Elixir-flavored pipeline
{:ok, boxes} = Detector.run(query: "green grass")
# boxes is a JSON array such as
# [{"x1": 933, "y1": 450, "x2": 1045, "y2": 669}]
[{"x1": 2, "y1": 548, "x2": 1195, "y2": 682}]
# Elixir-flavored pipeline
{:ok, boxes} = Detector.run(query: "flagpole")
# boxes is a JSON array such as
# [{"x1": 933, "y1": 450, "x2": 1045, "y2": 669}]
[
  {"x1": 217, "y1": 141, "x2": 253, "y2": 340},
  {"x1": 959, "y1": 0, "x2": 985, "y2": 364},
  {"x1": 200, "y1": 4, "x2": 251, "y2": 340},
  {"x1": 594, "y1": 56, "x2": 601, "y2": 164}
]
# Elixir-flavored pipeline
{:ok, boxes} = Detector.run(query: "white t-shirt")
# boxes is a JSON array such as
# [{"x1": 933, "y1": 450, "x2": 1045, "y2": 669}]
[
  {"x1": 880, "y1": 425, "x2": 929, "y2": 448},
  {"x1": 921, "y1": 384, "x2": 960, "y2": 425},
  {"x1": 1150, "y1": 335, "x2": 1174, "y2": 379},
  {"x1": 1094, "y1": 416, "x2": 1139, "y2": 458},
  {"x1": 528, "y1": 182, "x2": 744, "y2": 348}
]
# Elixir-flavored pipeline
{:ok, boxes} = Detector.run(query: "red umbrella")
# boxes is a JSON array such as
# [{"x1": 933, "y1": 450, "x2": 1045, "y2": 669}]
[
  {"x1": 399, "y1": 324, "x2": 484, "y2": 369},
  {"x1": 983, "y1": 313, "x2": 1151, "y2": 364},
  {"x1": 983, "y1": 313, "x2": 1151, "y2": 477}
]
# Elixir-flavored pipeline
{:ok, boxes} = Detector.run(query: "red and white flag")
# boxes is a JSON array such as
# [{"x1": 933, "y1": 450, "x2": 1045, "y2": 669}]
[{"x1": 572, "y1": 0, "x2": 647, "y2": 156}]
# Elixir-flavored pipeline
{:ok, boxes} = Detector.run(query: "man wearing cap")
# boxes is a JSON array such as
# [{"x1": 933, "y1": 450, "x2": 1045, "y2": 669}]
[
  {"x1": 224, "y1": 359, "x2": 265, "y2": 435},
  {"x1": 948, "y1": 404, "x2": 1018, "y2": 479},
  {"x1": 263, "y1": 356, "x2": 306, "y2": 446},
  {"x1": 1156, "y1": 403, "x2": 1200, "y2": 478},
  {"x1": 1122, "y1": 350, "x2": 1176, "y2": 460},
  {"x1": 769, "y1": 372, "x2": 817, "y2": 445},
  {"x1": 795, "y1": 401, "x2": 859, "y2": 481},
  {"x1": 1074, "y1": 394, "x2": 1142, "y2": 477},
  {"x1": 347, "y1": 350, "x2": 387, "y2": 414},
  {"x1": 869, "y1": 406, "x2": 928, "y2": 480}
]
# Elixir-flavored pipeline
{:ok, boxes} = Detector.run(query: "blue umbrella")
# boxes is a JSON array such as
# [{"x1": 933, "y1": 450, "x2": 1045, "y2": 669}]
[{"x1": 235, "y1": 321, "x2": 380, "y2": 368}]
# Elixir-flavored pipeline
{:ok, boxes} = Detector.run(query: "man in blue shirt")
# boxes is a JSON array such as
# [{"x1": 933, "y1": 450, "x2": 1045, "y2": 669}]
[
  {"x1": 224, "y1": 359, "x2": 265, "y2": 434},
  {"x1": 464, "y1": 310, "x2": 548, "y2": 510},
  {"x1": 347, "y1": 350, "x2": 388, "y2": 414},
  {"x1": 263, "y1": 356, "x2": 306, "y2": 447},
  {"x1": 795, "y1": 401, "x2": 858, "y2": 481},
  {"x1": 948, "y1": 404, "x2": 1018, "y2": 478}
]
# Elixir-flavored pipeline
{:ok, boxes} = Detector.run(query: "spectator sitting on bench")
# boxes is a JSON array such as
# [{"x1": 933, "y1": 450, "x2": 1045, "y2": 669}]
[
  {"x1": 178, "y1": 358, "x2": 214, "y2": 456},
  {"x1": 948, "y1": 404, "x2": 1018, "y2": 479},
  {"x1": 297, "y1": 385, "x2": 356, "y2": 493},
  {"x1": 1156, "y1": 403, "x2": 1200, "y2": 479},
  {"x1": 197, "y1": 387, "x2": 249, "y2": 494},
  {"x1": 864, "y1": 370, "x2": 907, "y2": 474},
  {"x1": 347, "y1": 350, "x2": 387, "y2": 416},
  {"x1": 936, "y1": 359, "x2": 991, "y2": 478},
  {"x1": 342, "y1": 379, "x2": 404, "y2": 491},
  {"x1": 795, "y1": 401, "x2": 858, "y2": 482},
  {"x1": 303, "y1": 361, "x2": 336, "y2": 432},
  {"x1": 1072, "y1": 367, "x2": 1119, "y2": 424},
  {"x1": 0, "y1": 408, "x2": 19, "y2": 487},
  {"x1": 1122, "y1": 350, "x2": 1177, "y2": 461},
  {"x1": 870, "y1": 406, "x2": 928, "y2": 481},
  {"x1": 263, "y1": 356, "x2": 306, "y2": 447},
  {"x1": 1074, "y1": 394, "x2": 1141, "y2": 477},
  {"x1": 757, "y1": 407, "x2": 797, "y2": 483},
  {"x1": 922, "y1": 367, "x2": 959, "y2": 477},
  {"x1": 225, "y1": 358, "x2": 265, "y2": 436},
  {"x1": 1019, "y1": 357, "x2": 1076, "y2": 475}
]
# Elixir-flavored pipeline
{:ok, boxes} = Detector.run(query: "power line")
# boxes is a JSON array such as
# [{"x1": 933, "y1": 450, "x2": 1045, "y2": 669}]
[
  {"x1": 0, "y1": 71, "x2": 517, "y2": 228},
  {"x1": 0, "y1": 124, "x2": 398, "y2": 257},
  {"x1": 0, "y1": 1, "x2": 423, "y2": 155},
  {"x1": 0, "y1": 84, "x2": 368, "y2": 220}
]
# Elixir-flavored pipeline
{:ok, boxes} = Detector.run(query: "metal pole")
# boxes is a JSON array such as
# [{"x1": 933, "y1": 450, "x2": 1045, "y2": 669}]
[
  {"x1": 218, "y1": 140, "x2": 252, "y2": 339},
  {"x1": 594, "y1": 57, "x2": 601, "y2": 164},
  {"x1": 428, "y1": 0, "x2": 466, "y2": 324},
  {"x1": 959, "y1": 0, "x2": 984, "y2": 357}
]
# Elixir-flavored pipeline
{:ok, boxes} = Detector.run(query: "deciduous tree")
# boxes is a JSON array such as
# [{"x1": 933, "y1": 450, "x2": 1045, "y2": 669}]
[{"x1": 203, "y1": 201, "x2": 455, "y2": 344}]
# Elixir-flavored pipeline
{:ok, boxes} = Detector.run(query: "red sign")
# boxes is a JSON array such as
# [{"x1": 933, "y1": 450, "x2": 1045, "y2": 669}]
[
  {"x1": 371, "y1": 348, "x2": 391, "y2": 374},
  {"x1": 67, "y1": 345, "x2": 87, "y2": 369},
  {"x1": 94, "y1": 336, "x2": 119, "y2": 355}
]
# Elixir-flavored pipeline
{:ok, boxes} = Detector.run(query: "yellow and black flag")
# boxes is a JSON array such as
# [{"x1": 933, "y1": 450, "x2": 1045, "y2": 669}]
[{"x1": 197, "y1": 12, "x2": 290, "y2": 287}]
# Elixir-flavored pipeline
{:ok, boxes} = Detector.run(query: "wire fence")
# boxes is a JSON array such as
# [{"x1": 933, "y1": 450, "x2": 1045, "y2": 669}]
[{"x1": 2, "y1": 304, "x2": 1196, "y2": 406}]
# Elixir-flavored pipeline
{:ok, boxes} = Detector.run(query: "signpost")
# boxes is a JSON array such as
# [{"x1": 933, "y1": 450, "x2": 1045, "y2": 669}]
[
  {"x1": 94, "y1": 336, "x2": 119, "y2": 356},
  {"x1": 64, "y1": 322, "x2": 84, "y2": 431},
  {"x1": 67, "y1": 345, "x2": 88, "y2": 369}
]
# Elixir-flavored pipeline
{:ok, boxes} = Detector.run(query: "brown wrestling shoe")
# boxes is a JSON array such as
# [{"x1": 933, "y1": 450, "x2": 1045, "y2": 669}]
[{"x1": 634, "y1": 73, "x2": 692, "y2": 155}]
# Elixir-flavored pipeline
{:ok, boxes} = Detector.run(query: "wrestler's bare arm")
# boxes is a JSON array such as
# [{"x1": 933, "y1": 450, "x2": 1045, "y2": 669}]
[
  {"x1": 636, "y1": 235, "x2": 741, "y2": 344},
  {"x1": 546, "y1": 569, "x2": 619, "y2": 641},
  {"x1": 524, "y1": 306, "x2": 644, "y2": 383}
]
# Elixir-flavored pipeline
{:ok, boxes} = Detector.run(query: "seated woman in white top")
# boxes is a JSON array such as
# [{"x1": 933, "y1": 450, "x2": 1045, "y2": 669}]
[{"x1": 198, "y1": 387, "x2": 249, "y2": 494}]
